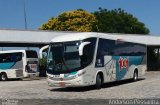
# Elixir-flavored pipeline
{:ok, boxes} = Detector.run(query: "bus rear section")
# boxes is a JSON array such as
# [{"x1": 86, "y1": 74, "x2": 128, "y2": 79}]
[
  {"x1": 24, "y1": 50, "x2": 39, "y2": 78},
  {"x1": 0, "y1": 52, "x2": 23, "y2": 80},
  {"x1": 0, "y1": 50, "x2": 39, "y2": 80}
]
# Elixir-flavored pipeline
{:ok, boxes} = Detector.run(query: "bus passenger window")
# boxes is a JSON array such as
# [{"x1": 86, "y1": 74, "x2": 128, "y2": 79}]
[{"x1": 80, "y1": 44, "x2": 91, "y2": 67}]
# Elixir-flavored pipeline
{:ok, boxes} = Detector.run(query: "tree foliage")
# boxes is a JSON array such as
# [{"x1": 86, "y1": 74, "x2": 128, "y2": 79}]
[
  {"x1": 40, "y1": 9, "x2": 97, "y2": 32},
  {"x1": 93, "y1": 8, "x2": 149, "y2": 34},
  {"x1": 40, "y1": 8, "x2": 150, "y2": 34}
]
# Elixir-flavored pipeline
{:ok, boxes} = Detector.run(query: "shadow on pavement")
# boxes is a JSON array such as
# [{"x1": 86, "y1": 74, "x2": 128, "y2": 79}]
[{"x1": 50, "y1": 78, "x2": 145, "y2": 92}]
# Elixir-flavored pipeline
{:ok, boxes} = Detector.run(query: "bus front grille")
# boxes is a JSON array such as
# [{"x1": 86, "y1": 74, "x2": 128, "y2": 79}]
[{"x1": 49, "y1": 76, "x2": 75, "y2": 81}]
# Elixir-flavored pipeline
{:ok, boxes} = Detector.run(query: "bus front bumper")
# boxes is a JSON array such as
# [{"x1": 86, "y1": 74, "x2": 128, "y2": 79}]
[{"x1": 47, "y1": 77, "x2": 87, "y2": 88}]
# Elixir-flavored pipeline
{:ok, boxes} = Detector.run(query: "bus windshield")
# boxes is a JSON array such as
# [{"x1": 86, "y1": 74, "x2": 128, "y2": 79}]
[{"x1": 47, "y1": 39, "x2": 96, "y2": 74}]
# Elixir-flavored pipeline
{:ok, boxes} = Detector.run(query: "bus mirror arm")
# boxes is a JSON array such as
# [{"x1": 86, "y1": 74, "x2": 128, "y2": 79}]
[{"x1": 79, "y1": 42, "x2": 91, "y2": 56}]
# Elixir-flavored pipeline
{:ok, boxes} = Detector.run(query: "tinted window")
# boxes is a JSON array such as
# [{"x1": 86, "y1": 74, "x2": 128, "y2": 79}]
[
  {"x1": 47, "y1": 41, "x2": 82, "y2": 74},
  {"x1": 26, "y1": 51, "x2": 38, "y2": 58},
  {"x1": 0, "y1": 52, "x2": 22, "y2": 63},
  {"x1": 82, "y1": 38, "x2": 97, "y2": 66},
  {"x1": 47, "y1": 38, "x2": 97, "y2": 74},
  {"x1": 97, "y1": 38, "x2": 146, "y2": 56},
  {"x1": 95, "y1": 38, "x2": 146, "y2": 67}
]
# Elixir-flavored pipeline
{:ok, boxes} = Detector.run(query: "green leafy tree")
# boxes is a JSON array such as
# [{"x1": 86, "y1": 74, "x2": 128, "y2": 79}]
[
  {"x1": 93, "y1": 8, "x2": 150, "y2": 34},
  {"x1": 39, "y1": 56, "x2": 47, "y2": 76},
  {"x1": 40, "y1": 9, "x2": 97, "y2": 32}
]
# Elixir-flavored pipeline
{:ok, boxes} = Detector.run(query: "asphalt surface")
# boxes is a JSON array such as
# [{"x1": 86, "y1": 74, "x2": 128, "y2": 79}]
[{"x1": 0, "y1": 71, "x2": 160, "y2": 105}]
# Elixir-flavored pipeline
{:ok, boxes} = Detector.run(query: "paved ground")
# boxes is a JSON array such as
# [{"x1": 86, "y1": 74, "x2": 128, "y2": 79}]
[{"x1": 0, "y1": 71, "x2": 160, "y2": 105}]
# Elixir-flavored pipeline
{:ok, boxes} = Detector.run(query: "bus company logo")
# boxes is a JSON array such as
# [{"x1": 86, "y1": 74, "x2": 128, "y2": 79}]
[{"x1": 118, "y1": 57, "x2": 129, "y2": 71}]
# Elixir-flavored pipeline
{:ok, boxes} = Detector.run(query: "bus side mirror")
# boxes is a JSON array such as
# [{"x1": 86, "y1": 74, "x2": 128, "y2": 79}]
[{"x1": 79, "y1": 42, "x2": 91, "y2": 56}]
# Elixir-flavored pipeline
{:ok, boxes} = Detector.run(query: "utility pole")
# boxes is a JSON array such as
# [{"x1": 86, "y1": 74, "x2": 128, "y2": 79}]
[
  {"x1": 23, "y1": 0, "x2": 28, "y2": 30},
  {"x1": 23, "y1": 0, "x2": 29, "y2": 50}
]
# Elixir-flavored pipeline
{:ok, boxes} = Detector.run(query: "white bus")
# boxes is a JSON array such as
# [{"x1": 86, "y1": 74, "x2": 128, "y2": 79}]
[
  {"x1": 47, "y1": 33, "x2": 147, "y2": 89},
  {"x1": 0, "y1": 50, "x2": 39, "y2": 81}
]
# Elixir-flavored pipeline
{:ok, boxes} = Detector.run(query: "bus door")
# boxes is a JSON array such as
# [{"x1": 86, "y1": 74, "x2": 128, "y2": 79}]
[{"x1": 104, "y1": 56, "x2": 116, "y2": 81}]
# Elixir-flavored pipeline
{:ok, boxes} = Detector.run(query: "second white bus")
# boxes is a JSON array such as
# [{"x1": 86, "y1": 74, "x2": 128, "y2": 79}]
[{"x1": 0, "y1": 50, "x2": 39, "y2": 81}]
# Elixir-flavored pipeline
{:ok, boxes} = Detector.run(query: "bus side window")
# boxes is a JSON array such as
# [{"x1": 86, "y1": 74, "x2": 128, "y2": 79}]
[
  {"x1": 95, "y1": 39, "x2": 105, "y2": 67},
  {"x1": 10, "y1": 53, "x2": 22, "y2": 62},
  {"x1": 0, "y1": 55, "x2": 2, "y2": 63},
  {"x1": 81, "y1": 44, "x2": 92, "y2": 66},
  {"x1": 82, "y1": 38, "x2": 97, "y2": 67},
  {"x1": 11, "y1": 54, "x2": 16, "y2": 62},
  {"x1": 95, "y1": 39, "x2": 115, "y2": 67},
  {"x1": 5, "y1": 54, "x2": 11, "y2": 62}
]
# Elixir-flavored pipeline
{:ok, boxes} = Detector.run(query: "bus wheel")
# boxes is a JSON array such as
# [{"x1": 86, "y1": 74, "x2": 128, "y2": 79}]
[
  {"x1": 95, "y1": 74, "x2": 102, "y2": 89},
  {"x1": 0, "y1": 73, "x2": 8, "y2": 81},
  {"x1": 133, "y1": 70, "x2": 138, "y2": 82}
]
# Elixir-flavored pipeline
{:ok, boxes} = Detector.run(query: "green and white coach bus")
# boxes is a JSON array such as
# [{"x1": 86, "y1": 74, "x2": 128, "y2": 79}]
[
  {"x1": 47, "y1": 32, "x2": 147, "y2": 89},
  {"x1": 0, "y1": 50, "x2": 39, "y2": 81}
]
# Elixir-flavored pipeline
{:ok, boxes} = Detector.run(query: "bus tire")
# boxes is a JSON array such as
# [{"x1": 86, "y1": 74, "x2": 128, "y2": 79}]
[
  {"x1": 95, "y1": 74, "x2": 102, "y2": 89},
  {"x1": 0, "y1": 73, "x2": 8, "y2": 81},
  {"x1": 133, "y1": 70, "x2": 138, "y2": 82}
]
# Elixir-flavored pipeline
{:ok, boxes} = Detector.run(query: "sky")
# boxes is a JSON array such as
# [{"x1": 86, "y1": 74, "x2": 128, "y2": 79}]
[{"x1": 0, "y1": 0, "x2": 160, "y2": 35}]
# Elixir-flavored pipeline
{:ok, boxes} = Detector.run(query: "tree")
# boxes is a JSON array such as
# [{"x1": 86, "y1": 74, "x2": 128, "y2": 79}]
[
  {"x1": 39, "y1": 55, "x2": 47, "y2": 77},
  {"x1": 40, "y1": 9, "x2": 97, "y2": 32},
  {"x1": 40, "y1": 8, "x2": 150, "y2": 34},
  {"x1": 93, "y1": 8, "x2": 150, "y2": 34}
]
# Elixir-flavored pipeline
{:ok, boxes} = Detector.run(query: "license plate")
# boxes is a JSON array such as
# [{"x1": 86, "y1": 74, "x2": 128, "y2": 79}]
[{"x1": 59, "y1": 82, "x2": 65, "y2": 87}]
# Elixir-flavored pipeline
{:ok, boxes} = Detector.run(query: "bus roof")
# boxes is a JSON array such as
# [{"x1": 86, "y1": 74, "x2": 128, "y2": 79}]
[
  {"x1": 51, "y1": 32, "x2": 97, "y2": 43},
  {"x1": 51, "y1": 32, "x2": 160, "y2": 45}
]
